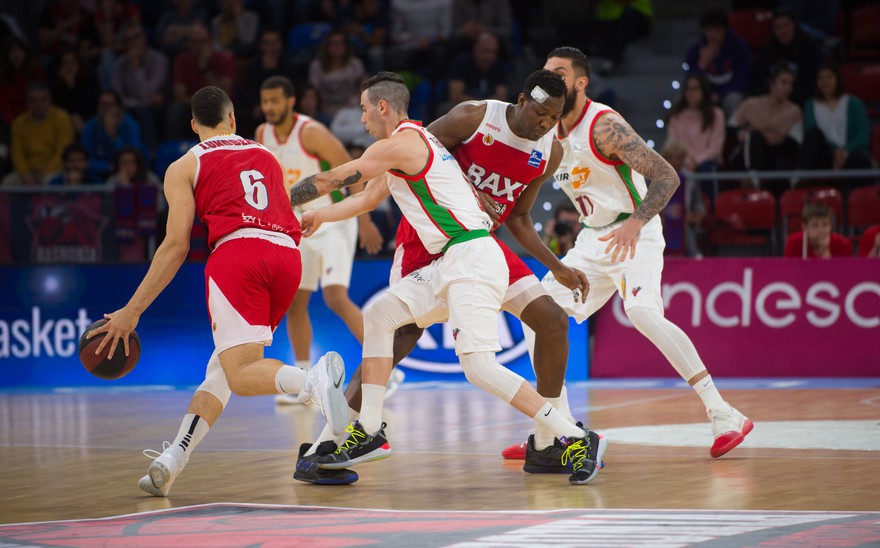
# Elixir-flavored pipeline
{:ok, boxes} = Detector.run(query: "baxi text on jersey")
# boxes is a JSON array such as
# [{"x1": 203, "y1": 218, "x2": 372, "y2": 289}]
[
  {"x1": 0, "y1": 307, "x2": 92, "y2": 359},
  {"x1": 467, "y1": 164, "x2": 524, "y2": 200},
  {"x1": 241, "y1": 212, "x2": 291, "y2": 233}
]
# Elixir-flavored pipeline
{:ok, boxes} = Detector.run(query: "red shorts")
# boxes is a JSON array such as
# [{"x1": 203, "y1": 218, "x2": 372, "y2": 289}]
[
  {"x1": 495, "y1": 237, "x2": 534, "y2": 285},
  {"x1": 204, "y1": 237, "x2": 301, "y2": 352}
]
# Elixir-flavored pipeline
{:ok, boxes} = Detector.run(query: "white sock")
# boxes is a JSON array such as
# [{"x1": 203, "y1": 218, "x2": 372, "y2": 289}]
[
  {"x1": 359, "y1": 384, "x2": 386, "y2": 435},
  {"x1": 172, "y1": 413, "x2": 209, "y2": 457},
  {"x1": 693, "y1": 375, "x2": 726, "y2": 410},
  {"x1": 274, "y1": 365, "x2": 308, "y2": 395},
  {"x1": 295, "y1": 359, "x2": 311, "y2": 370},
  {"x1": 534, "y1": 386, "x2": 574, "y2": 450},
  {"x1": 533, "y1": 403, "x2": 586, "y2": 440},
  {"x1": 304, "y1": 406, "x2": 355, "y2": 457}
]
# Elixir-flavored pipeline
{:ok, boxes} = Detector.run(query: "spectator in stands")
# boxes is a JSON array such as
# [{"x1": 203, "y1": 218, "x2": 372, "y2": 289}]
[
  {"x1": 308, "y1": 29, "x2": 366, "y2": 119},
  {"x1": 242, "y1": 28, "x2": 297, "y2": 135},
  {"x1": 155, "y1": 0, "x2": 206, "y2": 60},
  {"x1": 210, "y1": 0, "x2": 260, "y2": 57},
  {"x1": 858, "y1": 225, "x2": 880, "y2": 258},
  {"x1": 684, "y1": 7, "x2": 751, "y2": 115},
  {"x1": 543, "y1": 201, "x2": 581, "y2": 256},
  {"x1": 112, "y1": 22, "x2": 168, "y2": 153},
  {"x1": 105, "y1": 145, "x2": 160, "y2": 186},
  {"x1": 47, "y1": 143, "x2": 90, "y2": 186},
  {"x1": 81, "y1": 90, "x2": 142, "y2": 179},
  {"x1": 50, "y1": 49, "x2": 100, "y2": 135},
  {"x1": 2, "y1": 82, "x2": 73, "y2": 186},
  {"x1": 784, "y1": 202, "x2": 852, "y2": 258},
  {"x1": 166, "y1": 23, "x2": 235, "y2": 139},
  {"x1": 733, "y1": 63, "x2": 802, "y2": 171},
  {"x1": 593, "y1": 0, "x2": 653, "y2": 75},
  {"x1": 797, "y1": 63, "x2": 873, "y2": 172},
  {"x1": 335, "y1": 0, "x2": 390, "y2": 72},
  {"x1": 388, "y1": 0, "x2": 452, "y2": 78},
  {"x1": 660, "y1": 139, "x2": 705, "y2": 258},
  {"x1": 0, "y1": 36, "x2": 46, "y2": 126},
  {"x1": 666, "y1": 73, "x2": 725, "y2": 174},
  {"x1": 446, "y1": 31, "x2": 507, "y2": 108},
  {"x1": 92, "y1": 0, "x2": 142, "y2": 89},
  {"x1": 450, "y1": 0, "x2": 513, "y2": 56},
  {"x1": 752, "y1": 8, "x2": 821, "y2": 106},
  {"x1": 38, "y1": 0, "x2": 99, "y2": 58}
]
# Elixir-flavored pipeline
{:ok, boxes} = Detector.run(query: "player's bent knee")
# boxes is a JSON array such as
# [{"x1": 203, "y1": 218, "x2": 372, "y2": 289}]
[
  {"x1": 363, "y1": 294, "x2": 413, "y2": 358},
  {"x1": 526, "y1": 296, "x2": 568, "y2": 337},
  {"x1": 459, "y1": 351, "x2": 524, "y2": 403},
  {"x1": 197, "y1": 366, "x2": 232, "y2": 408}
]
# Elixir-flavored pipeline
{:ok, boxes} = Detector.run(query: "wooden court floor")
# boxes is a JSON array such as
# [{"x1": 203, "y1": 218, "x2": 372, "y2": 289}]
[{"x1": 1, "y1": 381, "x2": 878, "y2": 525}]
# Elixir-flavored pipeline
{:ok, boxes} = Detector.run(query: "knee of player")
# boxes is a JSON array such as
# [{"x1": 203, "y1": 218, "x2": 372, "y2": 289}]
[
  {"x1": 323, "y1": 291, "x2": 353, "y2": 314},
  {"x1": 528, "y1": 299, "x2": 569, "y2": 338},
  {"x1": 625, "y1": 306, "x2": 663, "y2": 334}
]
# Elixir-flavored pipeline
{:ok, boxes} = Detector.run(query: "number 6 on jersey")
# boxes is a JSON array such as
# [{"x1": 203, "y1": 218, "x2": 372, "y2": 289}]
[{"x1": 240, "y1": 169, "x2": 269, "y2": 210}]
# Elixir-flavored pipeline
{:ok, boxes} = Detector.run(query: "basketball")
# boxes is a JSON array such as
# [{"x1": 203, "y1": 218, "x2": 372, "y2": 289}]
[{"x1": 78, "y1": 319, "x2": 141, "y2": 380}]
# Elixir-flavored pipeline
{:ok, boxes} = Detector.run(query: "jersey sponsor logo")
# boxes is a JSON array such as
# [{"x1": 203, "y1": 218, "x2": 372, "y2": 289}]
[
  {"x1": 571, "y1": 166, "x2": 591, "y2": 189},
  {"x1": 466, "y1": 164, "x2": 524, "y2": 202},
  {"x1": 528, "y1": 150, "x2": 543, "y2": 168},
  {"x1": 485, "y1": 123, "x2": 501, "y2": 132},
  {"x1": 362, "y1": 289, "x2": 529, "y2": 374}
]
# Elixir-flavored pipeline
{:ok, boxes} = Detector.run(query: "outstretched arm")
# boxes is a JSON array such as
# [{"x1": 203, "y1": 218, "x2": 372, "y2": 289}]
[
  {"x1": 302, "y1": 179, "x2": 391, "y2": 237},
  {"x1": 593, "y1": 112, "x2": 680, "y2": 262},
  {"x1": 89, "y1": 154, "x2": 196, "y2": 358}
]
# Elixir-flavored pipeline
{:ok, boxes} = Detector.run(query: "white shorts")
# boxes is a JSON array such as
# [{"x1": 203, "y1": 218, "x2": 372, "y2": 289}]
[
  {"x1": 543, "y1": 216, "x2": 665, "y2": 322},
  {"x1": 298, "y1": 218, "x2": 357, "y2": 291}
]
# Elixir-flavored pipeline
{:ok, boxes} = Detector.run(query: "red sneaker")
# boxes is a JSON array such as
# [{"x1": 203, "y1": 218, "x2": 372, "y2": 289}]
[
  {"x1": 501, "y1": 441, "x2": 527, "y2": 459},
  {"x1": 708, "y1": 405, "x2": 754, "y2": 458}
]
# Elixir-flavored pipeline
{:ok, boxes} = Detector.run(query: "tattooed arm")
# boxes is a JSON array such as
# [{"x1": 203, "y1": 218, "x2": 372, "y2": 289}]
[{"x1": 592, "y1": 112, "x2": 680, "y2": 262}]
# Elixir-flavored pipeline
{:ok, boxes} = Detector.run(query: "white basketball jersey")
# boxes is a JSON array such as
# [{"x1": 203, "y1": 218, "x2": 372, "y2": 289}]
[
  {"x1": 259, "y1": 114, "x2": 331, "y2": 211},
  {"x1": 554, "y1": 99, "x2": 648, "y2": 228},
  {"x1": 384, "y1": 121, "x2": 493, "y2": 254}
]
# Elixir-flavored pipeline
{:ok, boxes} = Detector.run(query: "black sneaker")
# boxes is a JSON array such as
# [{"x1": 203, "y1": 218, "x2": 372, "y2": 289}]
[
  {"x1": 293, "y1": 441, "x2": 358, "y2": 485},
  {"x1": 523, "y1": 435, "x2": 571, "y2": 474},
  {"x1": 563, "y1": 426, "x2": 608, "y2": 486},
  {"x1": 315, "y1": 421, "x2": 392, "y2": 469}
]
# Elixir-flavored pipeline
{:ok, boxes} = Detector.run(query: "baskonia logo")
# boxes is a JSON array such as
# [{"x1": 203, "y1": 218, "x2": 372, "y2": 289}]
[{"x1": 363, "y1": 288, "x2": 530, "y2": 373}]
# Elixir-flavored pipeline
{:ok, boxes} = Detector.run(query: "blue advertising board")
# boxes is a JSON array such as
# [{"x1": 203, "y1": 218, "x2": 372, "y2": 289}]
[{"x1": 0, "y1": 259, "x2": 589, "y2": 388}]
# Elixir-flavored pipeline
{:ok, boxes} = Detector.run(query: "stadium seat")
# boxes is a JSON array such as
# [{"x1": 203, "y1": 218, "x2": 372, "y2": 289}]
[
  {"x1": 154, "y1": 140, "x2": 198, "y2": 178},
  {"x1": 780, "y1": 187, "x2": 843, "y2": 238},
  {"x1": 848, "y1": 4, "x2": 880, "y2": 60},
  {"x1": 841, "y1": 63, "x2": 880, "y2": 117},
  {"x1": 287, "y1": 23, "x2": 331, "y2": 53},
  {"x1": 728, "y1": 9, "x2": 773, "y2": 51},
  {"x1": 710, "y1": 189, "x2": 777, "y2": 253},
  {"x1": 847, "y1": 185, "x2": 880, "y2": 233}
]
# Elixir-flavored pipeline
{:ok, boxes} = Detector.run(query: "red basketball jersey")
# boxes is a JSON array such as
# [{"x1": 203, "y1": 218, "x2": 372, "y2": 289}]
[
  {"x1": 455, "y1": 100, "x2": 555, "y2": 224},
  {"x1": 191, "y1": 135, "x2": 300, "y2": 249}
]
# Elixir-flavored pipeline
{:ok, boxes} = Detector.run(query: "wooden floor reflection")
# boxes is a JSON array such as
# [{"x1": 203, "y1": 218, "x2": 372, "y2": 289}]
[{"x1": 2, "y1": 382, "x2": 878, "y2": 524}]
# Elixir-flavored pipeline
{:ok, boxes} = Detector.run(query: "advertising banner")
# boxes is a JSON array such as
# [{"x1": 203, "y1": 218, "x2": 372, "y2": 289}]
[
  {"x1": 0, "y1": 259, "x2": 589, "y2": 388},
  {"x1": 592, "y1": 258, "x2": 880, "y2": 377}
]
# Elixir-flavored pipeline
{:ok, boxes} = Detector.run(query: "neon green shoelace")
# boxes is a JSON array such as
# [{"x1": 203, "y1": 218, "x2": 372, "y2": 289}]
[
  {"x1": 336, "y1": 423, "x2": 366, "y2": 454},
  {"x1": 561, "y1": 439, "x2": 588, "y2": 473}
]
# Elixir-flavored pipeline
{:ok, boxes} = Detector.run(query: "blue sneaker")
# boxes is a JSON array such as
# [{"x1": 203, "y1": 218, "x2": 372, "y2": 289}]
[{"x1": 293, "y1": 441, "x2": 358, "y2": 485}]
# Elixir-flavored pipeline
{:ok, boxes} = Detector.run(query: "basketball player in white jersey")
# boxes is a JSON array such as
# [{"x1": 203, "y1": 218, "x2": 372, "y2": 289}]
[
  {"x1": 255, "y1": 76, "x2": 390, "y2": 404},
  {"x1": 533, "y1": 46, "x2": 753, "y2": 458}
]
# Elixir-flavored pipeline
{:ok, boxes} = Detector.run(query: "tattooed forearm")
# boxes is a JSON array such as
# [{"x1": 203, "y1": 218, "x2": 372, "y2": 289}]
[
  {"x1": 594, "y1": 113, "x2": 680, "y2": 223},
  {"x1": 290, "y1": 175, "x2": 319, "y2": 206},
  {"x1": 333, "y1": 170, "x2": 363, "y2": 190}
]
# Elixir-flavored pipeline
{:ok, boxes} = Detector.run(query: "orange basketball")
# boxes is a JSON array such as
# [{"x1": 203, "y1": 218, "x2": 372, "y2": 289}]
[{"x1": 78, "y1": 319, "x2": 140, "y2": 380}]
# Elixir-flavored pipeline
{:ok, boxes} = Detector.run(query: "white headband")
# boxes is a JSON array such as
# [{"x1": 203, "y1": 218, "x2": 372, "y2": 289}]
[{"x1": 530, "y1": 85, "x2": 549, "y2": 104}]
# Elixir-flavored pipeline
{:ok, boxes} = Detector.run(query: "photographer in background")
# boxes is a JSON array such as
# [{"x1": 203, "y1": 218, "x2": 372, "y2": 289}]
[{"x1": 543, "y1": 200, "x2": 581, "y2": 256}]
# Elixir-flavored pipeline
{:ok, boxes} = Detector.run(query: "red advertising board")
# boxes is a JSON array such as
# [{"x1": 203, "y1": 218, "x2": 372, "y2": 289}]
[{"x1": 592, "y1": 258, "x2": 880, "y2": 377}]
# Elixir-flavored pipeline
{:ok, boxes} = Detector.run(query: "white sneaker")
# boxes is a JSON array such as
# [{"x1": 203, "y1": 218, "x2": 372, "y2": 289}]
[
  {"x1": 137, "y1": 442, "x2": 188, "y2": 497},
  {"x1": 708, "y1": 404, "x2": 754, "y2": 458},
  {"x1": 384, "y1": 368, "x2": 406, "y2": 400},
  {"x1": 298, "y1": 351, "x2": 348, "y2": 436},
  {"x1": 274, "y1": 393, "x2": 304, "y2": 405}
]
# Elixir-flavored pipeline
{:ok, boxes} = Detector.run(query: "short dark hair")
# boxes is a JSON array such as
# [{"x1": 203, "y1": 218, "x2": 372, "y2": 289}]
[
  {"x1": 769, "y1": 62, "x2": 795, "y2": 84},
  {"x1": 815, "y1": 63, "x2": 844, "y2": 100},
  {"x1": 62, "y1": 142, "x2": 88, "y2": 162},
  {"x1": 700, "y1": 7, "x2": 728, "y2": 28},
  {"x1": 26, "y1": 81, "x2": 51, "y2": 96},
  {"x1": 361, "y1": 71, "x2": 409, "y2": 114},
  {"x1": 802, "y1": 202, "x2": 833, "y2": 224},
  {"x1": 523, "y1": 69, "x2": 566, "y2": 102},
  {"x1": 191, "y1": 85, "x2": 233, "y2": 128},
  {"x1": 546, "y1": 46, "x2": 591, "y2": 79},
  {"x1": 99, "y1": 89, "x2": 122, "y2": 108},
  {"x1": 261, "y1": 75, "x2": 295, "y2": 98}
]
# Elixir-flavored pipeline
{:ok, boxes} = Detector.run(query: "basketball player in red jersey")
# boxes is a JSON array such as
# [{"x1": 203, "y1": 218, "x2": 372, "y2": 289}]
[
  {"x1": 298, "y1": 70, "x2": 593, "y2": 481},
  {"x1": 88, "y1": 86, "x2": 352, "y2": 496}
]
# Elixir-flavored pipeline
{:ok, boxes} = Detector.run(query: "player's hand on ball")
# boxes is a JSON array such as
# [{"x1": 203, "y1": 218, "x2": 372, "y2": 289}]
[
  {"x1": 598, "y1": 218, "x2": 642, "y2": 263},
  {"x1": 301, "y1": 211, "x2": 323, "y2": 237},
  {"x1": 88, "y1": 307, "x2": 140, "y2": 359}
]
